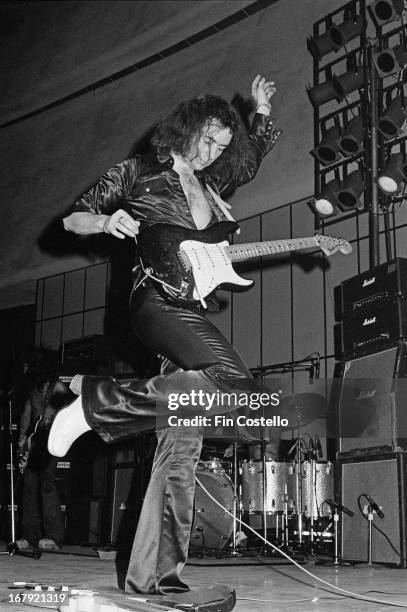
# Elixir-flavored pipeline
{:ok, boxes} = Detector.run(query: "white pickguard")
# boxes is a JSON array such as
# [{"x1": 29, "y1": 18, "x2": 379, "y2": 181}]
[{"x1": 180, "y1": 239, "x2": 253, "y2": 308}]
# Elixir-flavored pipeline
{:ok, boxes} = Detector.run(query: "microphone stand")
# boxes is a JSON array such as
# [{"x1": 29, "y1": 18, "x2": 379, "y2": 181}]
[
  {"x1": 357, "y1": 494, "x2": 384, "y2": 568},
  {"x1": 0, "y1": 393, "x2": 41, "y2": 559},
  {"x1": 315, "y1": 500, "x2": 353, "y2": 567}
]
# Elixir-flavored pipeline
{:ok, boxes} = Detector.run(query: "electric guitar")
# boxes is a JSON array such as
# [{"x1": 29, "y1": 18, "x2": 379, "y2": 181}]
[
  {"x1": 137, "y1": 220, "x2": 352, "y2": 308},
  {"x1": 18, "y1": 416, "x2": 43, "y2": 473}
]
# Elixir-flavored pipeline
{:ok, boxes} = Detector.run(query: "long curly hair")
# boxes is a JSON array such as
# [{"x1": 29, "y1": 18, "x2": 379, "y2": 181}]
[{"x1": 151, "y1": 94, "x2": 247, "y2": 178}]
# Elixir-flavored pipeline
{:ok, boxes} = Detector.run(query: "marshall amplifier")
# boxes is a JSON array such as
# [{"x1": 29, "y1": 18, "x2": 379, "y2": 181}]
[
  {"x1": 335, "y1": 342, "x2": 407, "y2": 455},
  {"x1": 338, "y1": 452, "x2": 407, "y2": 566},
  {"x1": 336, "y1": 299, "x2": 407, "y2": 355},
  {"x1": 335, "y1": 258, "x2": 407, "y2": 321},
  {"x1": 60, "y1": 334, "x2": 114, "y2": 375}
]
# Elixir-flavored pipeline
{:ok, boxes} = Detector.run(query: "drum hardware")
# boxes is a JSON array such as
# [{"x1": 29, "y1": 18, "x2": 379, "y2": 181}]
[
  {"x1": 230, "y1": 442, "x2": 242, "y2": 556},
  {"x1": 315, "y1": 499, "x2": 354, "y2": 567}
]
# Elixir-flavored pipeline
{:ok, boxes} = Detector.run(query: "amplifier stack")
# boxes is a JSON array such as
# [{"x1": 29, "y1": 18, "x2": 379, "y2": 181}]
[
  {"x1": 334, "y1": 258, "x2": 407, "y2": 356},
  {"x1": 333, "y1": 258, "x2": 407, "y2": 566}
]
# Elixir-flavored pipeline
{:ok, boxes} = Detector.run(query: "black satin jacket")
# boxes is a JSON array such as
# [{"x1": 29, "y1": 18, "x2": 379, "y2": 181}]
[
  {"x1": 73, "y1": 113, "x2": 280, "y2": 228},
  {"x1": 73, "y1": 113, "x2": 281, "y2": 308}
]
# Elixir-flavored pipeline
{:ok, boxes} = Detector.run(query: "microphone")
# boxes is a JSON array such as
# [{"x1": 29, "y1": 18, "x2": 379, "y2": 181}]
[
  {"x1": 325, "y1": 499, "x2": 354, "y2": 517},
  {"x1": 365, "y1": 494, "x2": 384, "y2": 518},
  {"x1": 315, "y1": 353, "x2": 320, "y2": 380}
]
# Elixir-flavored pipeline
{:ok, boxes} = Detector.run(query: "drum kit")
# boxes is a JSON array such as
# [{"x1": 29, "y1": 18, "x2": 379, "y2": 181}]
[{"x1": 190, "y1": 392, "x2": 337, "y2": 557}]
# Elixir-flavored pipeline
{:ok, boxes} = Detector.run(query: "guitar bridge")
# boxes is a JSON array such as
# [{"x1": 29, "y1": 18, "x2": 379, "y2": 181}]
[{"x1": 178, "y1": 250, "x2": 191, "y2": 271}]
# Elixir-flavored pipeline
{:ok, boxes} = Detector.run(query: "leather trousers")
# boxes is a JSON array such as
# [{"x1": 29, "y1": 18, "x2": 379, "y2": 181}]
[
  {"x1": 80, "y1": 285, "x2": 273, "y2": 594},
  {"x1": 81, "y1": 285, "x2": 259, "y2": 441}
]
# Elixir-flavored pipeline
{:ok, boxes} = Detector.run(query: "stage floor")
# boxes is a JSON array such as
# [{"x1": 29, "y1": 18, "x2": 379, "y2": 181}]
[{"x1": 0, "y1": 545, "x2": 407, "y2": 612}]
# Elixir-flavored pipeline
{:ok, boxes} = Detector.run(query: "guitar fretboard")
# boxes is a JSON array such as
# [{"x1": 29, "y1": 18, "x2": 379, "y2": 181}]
[{"x1": 226, "y1": 237, "x2": 319, "y2": 262}]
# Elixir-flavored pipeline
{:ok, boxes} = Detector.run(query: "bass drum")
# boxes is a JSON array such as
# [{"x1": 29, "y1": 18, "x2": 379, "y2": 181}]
[{"x1": 190, "y1": 467, "x2": 234, "y2": 552}]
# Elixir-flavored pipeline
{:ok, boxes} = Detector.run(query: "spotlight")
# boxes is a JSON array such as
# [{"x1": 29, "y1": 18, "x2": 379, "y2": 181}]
[
  {"x1": 327, "y1": 15, "x2": 364, "y2": 48},
  {"x1": 378, "y1": 152, "x2": 407, "y2": 194},
  {"x1": 373, "y1": 44, "x2": 407, "y2": 77},
  {"x1": 312, "y1": 124, "x2": 342, "y2": 166},
  {"x1": 336, "y1": 169, "x2": 365, "y2": 210},
  {"x1": 332, "y1": 66, "x2": 365, "y2": 98},
  {"x1": 378, "y1": 96, "x2": 407, "y2": 139},
  {"x1": 371, "y1": 0, "x2": 404, "y2": 25},
  {"x1": 307, "y1": 32, "x2": 342, "y2": 59},
  {"x1": 338, "y1": 115, "x2": 364, "y2": 156},
  {"x1": 307, "y1": 80, "x2": 340, "y2": 108},
  {"x1": 314, "y1": 178, "x2": 342, "y2": 216}
]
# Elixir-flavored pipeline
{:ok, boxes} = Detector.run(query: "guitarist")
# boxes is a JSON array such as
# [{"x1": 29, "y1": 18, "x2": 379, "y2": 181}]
[
  {"x1": 16, "y1": 363, "x2": 68, "y2": 552},
  {"x1": 49, "y1": 75, "x2": 280, "y2": 608}
]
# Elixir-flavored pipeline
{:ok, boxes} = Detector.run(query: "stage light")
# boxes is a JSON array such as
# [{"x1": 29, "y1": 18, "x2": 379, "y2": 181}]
[
  {"x1": 314, "y1": 178, "x2": 342, "y2": 216},
  {"x1": 378, "y1": 96, "x2": 407, "y2": 139},
  {"x1": 327, "y1": 15, "x2": 364, "y2": 48},
  {"x1": 332, "y1": 66, "x2": 365, "y2": 99},
  {"x1": 378, "y1": 152, "x2": 407, "y2": 193},
  {"x1": 373, "y1": 44, "x2": 407, "y2": 77},
  {"x1": 335, "y1": 169, "x2": 365, "y2": 210},
  {"x1": 312, "y1": 124, "x2": 342, "y2": 166},
  {"x1": 371, "y1": 0, "x2": 404, "y2": 25},
  {"x1": 338, "y1": 115, "x2": 364, "y2": 156},
  {"x1": 307, "y1": 80, "x2": 340, "y2": 108},
  {"x1": 307, "y1": 32, "x2": 342, "y2": 59}
]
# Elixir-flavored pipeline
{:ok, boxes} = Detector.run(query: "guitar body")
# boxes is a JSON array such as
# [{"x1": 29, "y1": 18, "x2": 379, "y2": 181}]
[{"x1": 137, "y1": 221, "x2": 252, "y2": 307}]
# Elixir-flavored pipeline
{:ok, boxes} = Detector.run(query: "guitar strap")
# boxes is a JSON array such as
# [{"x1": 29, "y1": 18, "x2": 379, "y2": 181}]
[{"x1": 205, "y1": 185, "x2": 240, "y2": 234}]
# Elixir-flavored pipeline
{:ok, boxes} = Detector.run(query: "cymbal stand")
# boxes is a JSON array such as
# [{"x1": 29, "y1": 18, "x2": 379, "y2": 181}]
[
  {"x1": 309, "y1": 458, "x2": 315, "y2": 550},
  {"x1": 293, "y1": 426, "x2": 304, "y2": 547},
  {"x1": 0, "y1": 394, "x2": 40, "y2": 559},
  {"x1": 283, "y1": 482, "x2": 290, "y2": 547},
  {"x1": 261, "y1": 440, "x2": 269, "y2": 554},
  {"x1": 229, "y1": 441, "x2": 241, "y2": 555}
]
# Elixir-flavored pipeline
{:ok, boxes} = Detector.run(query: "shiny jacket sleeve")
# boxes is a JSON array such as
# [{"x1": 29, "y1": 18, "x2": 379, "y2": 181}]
[
  {"x1": 215, "y1": 113, "x2": 281, "y2": 195},
  {"x1": 73, "y1": 157, "x2": 141, "y2": 214}
]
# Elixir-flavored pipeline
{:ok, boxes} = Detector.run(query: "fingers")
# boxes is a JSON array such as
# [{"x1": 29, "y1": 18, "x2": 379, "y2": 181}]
[
  {"x1": 251, "y1": 74, "x2": 262, "y2": 97},
  {"x1": 264, "y1": 81, "x2": 277, "y2": 98},
  {"x1": 107, "y1": 209, "x2": 140, "y2": 239},
  {"x1": 252, "y1": 74, "x2": 277, "y2": 100}
]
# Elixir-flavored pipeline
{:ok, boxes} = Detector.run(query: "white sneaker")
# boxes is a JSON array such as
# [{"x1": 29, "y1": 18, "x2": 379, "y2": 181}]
[
  {"x1": 16, "y1": 538, "x2": 30, "y2": 550},
  {"x1": 39, "y1": 538, "x2": 61, "y2": 551}
]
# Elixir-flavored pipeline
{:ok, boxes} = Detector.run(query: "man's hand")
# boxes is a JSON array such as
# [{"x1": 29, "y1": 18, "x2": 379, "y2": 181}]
[
  {"x1": 251, "y1": 75, "x2": 277, "y2": 114},
  {"x1": 102, "y1": 209, "x2": 140, "y2": 239}
]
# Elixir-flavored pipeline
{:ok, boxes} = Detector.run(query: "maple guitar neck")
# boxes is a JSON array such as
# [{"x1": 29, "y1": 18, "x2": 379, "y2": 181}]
[{"x1": 225, "y1": 236, "x2": 319, "y2": 262}]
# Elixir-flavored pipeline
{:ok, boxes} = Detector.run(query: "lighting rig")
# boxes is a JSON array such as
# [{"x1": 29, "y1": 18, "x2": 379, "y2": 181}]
[{"x1": 307, "y1": 0, "x2": 407, "y2": 266}]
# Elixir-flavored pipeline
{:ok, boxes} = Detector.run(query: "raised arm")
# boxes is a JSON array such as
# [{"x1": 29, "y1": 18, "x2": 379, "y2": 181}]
[
  {"x1": 63, "y1": 158, "x2": 140, "y2": 239},
  {"x1": 216, "y1": 74, "x2": 281, "y2": 193}
]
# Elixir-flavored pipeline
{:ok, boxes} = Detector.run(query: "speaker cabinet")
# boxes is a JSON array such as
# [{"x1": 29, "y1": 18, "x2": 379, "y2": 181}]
[
  {"x1": 336, "y1": 342, "x2": 407, "y2": 454},
  {"x1": 339, "y1": 452, "x2": 407, "y2": 566}
]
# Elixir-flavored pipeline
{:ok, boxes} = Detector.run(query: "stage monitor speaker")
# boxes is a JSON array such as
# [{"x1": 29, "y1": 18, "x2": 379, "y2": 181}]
[
  {"x1": 339, "y1": 452, "x2": 407, "y2": 566},
  {"x1": 335, "y1": 342, "x2": 407, "y2": 455}
]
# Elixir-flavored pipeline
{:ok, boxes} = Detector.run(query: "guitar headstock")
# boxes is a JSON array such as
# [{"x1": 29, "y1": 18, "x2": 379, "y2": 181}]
[{"x1": 315, "y1": 234, "x2": 352, "y2": 257}]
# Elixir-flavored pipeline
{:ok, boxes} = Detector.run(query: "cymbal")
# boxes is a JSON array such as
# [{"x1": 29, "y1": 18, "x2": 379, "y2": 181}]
[{"x1": 279, "y1": 393, "x2": 326, "y2": 427}]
